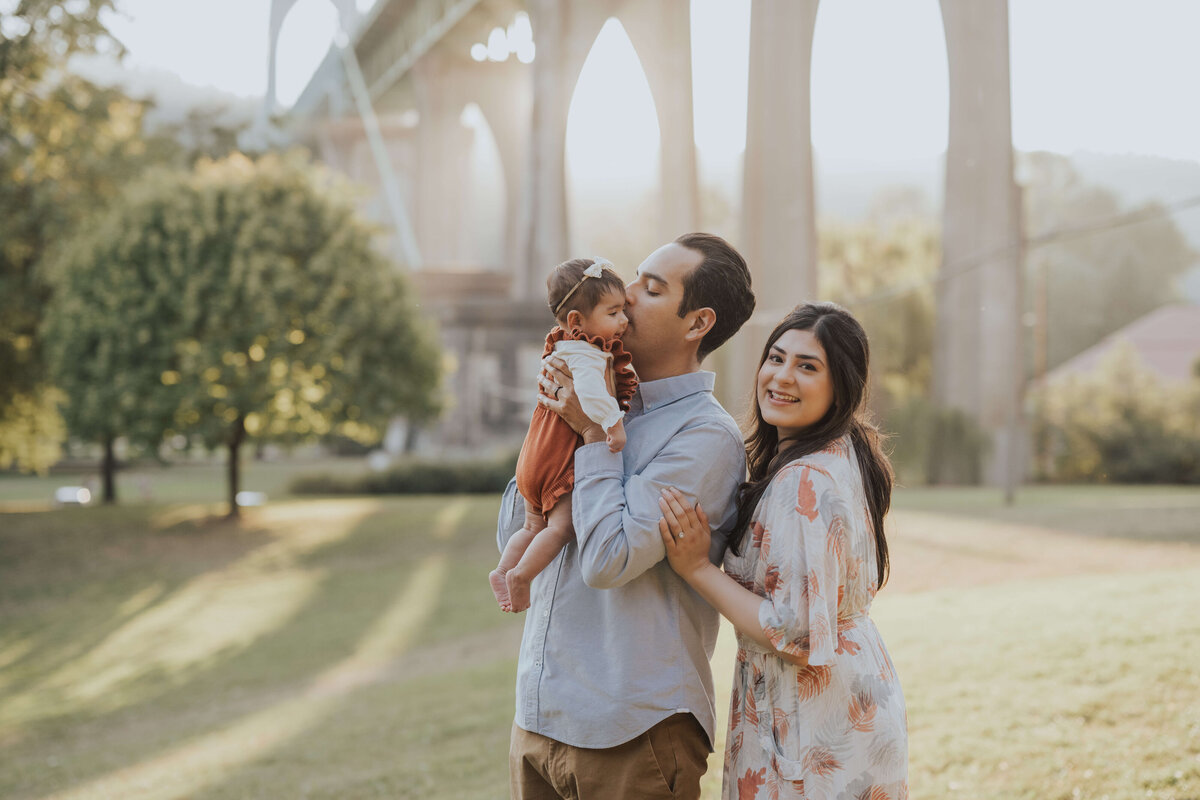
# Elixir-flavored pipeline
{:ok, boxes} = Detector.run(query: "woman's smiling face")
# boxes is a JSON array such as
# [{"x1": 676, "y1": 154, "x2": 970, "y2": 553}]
[{"x1": 756, "y1": 328, "x2": 835, "y2": 441}]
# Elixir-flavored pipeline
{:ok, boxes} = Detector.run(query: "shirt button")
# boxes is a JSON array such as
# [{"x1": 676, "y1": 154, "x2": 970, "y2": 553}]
[{"x1": 534, "y1": 660, "x2": 541, "y2": 667}]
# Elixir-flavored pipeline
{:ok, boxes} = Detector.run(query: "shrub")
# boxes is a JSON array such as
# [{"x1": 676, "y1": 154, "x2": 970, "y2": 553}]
[
  {"x1": 885, "y1": 395, "x2": 991, "y2": 486},
  {"x1": 290, "y1": 452, "x2": 519, "y2": 495},
  {"x1": 1033, "y1": 344, "x2": 1200, "y2": 483}
]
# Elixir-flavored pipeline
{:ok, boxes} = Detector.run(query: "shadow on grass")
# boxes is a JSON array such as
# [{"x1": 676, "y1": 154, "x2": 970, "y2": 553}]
[
  {"x1": 0, "y1": 506, "x2": 273, "y2": 712},
  {"x1": 0, "y1": 495, "x2": 519, "y2": 800}
]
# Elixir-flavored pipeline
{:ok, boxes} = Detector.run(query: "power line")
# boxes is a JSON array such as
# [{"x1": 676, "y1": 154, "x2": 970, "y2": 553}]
[{"x1": 841, "y1": 192, "x2": 1200, "y2": 308}]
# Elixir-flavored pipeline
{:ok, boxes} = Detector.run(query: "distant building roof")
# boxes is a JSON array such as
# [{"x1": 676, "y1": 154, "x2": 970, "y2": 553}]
[{"x1": 1045, "y1": 304, "x2": 1200, "y2": 384}]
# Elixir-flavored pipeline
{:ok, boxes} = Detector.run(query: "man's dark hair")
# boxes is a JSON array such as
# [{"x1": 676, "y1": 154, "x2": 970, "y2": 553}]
[{"x1": 674, "y1": 232, "x2": 756, "y2": 360}]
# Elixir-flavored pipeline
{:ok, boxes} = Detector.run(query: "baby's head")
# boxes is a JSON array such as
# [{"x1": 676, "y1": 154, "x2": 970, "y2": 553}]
[{"x1": 547, "y1": 257, "x2": 628, "y2": 340}]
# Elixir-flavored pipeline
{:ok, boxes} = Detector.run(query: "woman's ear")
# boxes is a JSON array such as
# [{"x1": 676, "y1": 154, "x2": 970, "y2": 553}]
[
  {"x1": 684, "y1": 307, "x2": 716, "y2": 344},
  {"x1": 565, "y1": 309, "x2": 584, "y2": 331}
]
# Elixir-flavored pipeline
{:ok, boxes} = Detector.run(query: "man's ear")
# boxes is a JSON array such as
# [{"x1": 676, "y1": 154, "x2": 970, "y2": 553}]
[
  {"x1": 684, "y1": 307, "x2": 716, "y2": 344},
  {"x1": 565, "y1": 309, "x2": 584, "y2": 331}
]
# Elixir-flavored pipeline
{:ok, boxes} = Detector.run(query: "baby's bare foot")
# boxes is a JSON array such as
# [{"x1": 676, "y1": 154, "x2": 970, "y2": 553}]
[
  {"x1": 489, "y1": 568, "x2": 512, "y2": 611},
  {"x1": 506, "y1": 568, "x2": 531, "y2": 613}
]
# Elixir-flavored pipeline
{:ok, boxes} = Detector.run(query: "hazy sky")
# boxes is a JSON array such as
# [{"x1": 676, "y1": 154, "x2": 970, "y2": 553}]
[{"x1": 100, "y1": 0, "x2": 1200, "y2": 169}]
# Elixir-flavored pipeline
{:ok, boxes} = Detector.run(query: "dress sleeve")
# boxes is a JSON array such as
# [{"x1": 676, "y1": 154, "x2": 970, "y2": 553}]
[
  {"x1": 755, "y1": 464, "x2": 850, "y2": 667},
  {"x1": 559, "y1": 347, "x2": 624, "y2": 432}
]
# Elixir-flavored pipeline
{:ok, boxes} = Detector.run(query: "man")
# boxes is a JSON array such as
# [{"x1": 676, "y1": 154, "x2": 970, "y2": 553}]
[{"x1": 496, "y1": 232, "x2": 756, "y2": 799}]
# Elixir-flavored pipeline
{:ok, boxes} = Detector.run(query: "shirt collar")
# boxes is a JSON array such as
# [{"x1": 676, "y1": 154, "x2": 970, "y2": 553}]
[{"x1": 635, "y1": 370, "x2": 716, "y2": 412}]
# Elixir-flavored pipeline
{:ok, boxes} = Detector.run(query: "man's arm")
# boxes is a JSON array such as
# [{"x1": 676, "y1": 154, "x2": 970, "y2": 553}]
[
  {"x1": 496, "y1": 477, "x2": 525, "y2": 554},
  {"x1": 571, "y1": 422, "x2": 744, "y2": 589}
]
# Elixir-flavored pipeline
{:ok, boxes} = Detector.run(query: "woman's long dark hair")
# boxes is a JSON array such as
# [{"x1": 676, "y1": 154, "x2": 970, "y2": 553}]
[{"x1": 731, "y1": 302, "x2": 894, "y2": 589}]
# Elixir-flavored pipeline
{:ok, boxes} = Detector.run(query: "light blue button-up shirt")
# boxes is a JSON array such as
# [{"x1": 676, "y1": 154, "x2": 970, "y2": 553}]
[{"x1": 496, "y1": 370, "x2": 746, "y2": 749}]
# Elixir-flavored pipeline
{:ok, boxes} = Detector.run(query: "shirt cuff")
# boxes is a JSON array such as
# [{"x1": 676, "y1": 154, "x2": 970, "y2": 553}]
[{"x1": 574, "y1": 441, "x2": 623, "y2": 477}]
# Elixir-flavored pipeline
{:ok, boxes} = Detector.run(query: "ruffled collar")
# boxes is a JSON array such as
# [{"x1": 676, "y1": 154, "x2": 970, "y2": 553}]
[{"x1": 543, "y1": 326, "x2": 638, "y2": 410}]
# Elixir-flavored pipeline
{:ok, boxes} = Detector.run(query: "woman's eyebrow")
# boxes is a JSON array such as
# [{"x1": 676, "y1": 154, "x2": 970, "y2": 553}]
[{"x1": 770, "y1": 344, "x2": 825, "y2": 365}]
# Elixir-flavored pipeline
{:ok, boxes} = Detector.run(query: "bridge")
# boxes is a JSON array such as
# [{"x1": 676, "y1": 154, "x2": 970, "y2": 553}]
[{"x1": 270, "y1": 0, "x2": 1023, "y2": 486}]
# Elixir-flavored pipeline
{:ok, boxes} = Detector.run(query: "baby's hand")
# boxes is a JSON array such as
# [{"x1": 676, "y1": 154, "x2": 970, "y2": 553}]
[{"x1": 606, "y1": 420, "x2": 627, "y2": 453}]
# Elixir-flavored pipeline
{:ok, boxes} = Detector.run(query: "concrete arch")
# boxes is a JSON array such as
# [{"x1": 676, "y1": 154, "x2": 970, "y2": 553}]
[
  {"x1": 616, "y1": 0, "x2": 699, "y2": 236},
  {"x1": 564, "y1": 16, "x2": 663, "y2": 267},
  {"x1": 266, "y1": 0, "x2": 359, "y2": 112},
  {"x1": 518, "y1": 0, "x2": 697, "y2": 298},
  {"x1": 561, "y1": 1, "x2": 699, "y2": 237}
]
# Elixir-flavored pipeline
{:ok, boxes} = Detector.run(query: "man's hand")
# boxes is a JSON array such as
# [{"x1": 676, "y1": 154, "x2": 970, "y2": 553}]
[{"x1": 538, "y1": 357, "x2": 606, "y2": 445}]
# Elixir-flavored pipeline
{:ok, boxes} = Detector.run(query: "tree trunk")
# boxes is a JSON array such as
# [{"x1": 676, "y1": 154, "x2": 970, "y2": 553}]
[
  {"x1": 227, "y1": 416, "x2": 245, "y2": 518},
  {"x1": 102, "y1": 436, "x2": 117, "y2": 504}
]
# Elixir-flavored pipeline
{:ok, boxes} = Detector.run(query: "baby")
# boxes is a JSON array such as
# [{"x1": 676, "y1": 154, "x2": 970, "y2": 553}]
[{"x1": 490, "y1": 257, "x2": 637, "y2": 612}]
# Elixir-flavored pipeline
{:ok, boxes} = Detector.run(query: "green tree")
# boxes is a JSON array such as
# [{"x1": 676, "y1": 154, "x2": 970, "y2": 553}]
[
  {"x1": 818, "y1": 218, "x2": 939, "y2": 406},
  {"x1": 0, "y1": 0, "x2": 180, "y2": 471},
  {"x1": 1021, "y1": 152, "x2": 1197, "y2": 370},
  {"x1": 818, "y1": 216, "x2": 993, "y2": 484},
  {"x1": 46, "y1": 153, "x2": 442, "y2": 512}
]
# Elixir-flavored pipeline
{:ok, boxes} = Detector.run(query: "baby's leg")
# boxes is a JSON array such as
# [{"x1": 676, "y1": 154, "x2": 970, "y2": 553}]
[
  {"x1": 506, "y1": 494, "x2": 574, "y2": 613},
  {"x1": 491, "y1": 508, "x2": 546, "y2": 611}
]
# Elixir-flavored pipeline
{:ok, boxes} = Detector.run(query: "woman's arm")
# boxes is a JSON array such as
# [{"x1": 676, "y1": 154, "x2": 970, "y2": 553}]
[{"x1": 658, "y1": 488, "x2": 809, "y2": 667}]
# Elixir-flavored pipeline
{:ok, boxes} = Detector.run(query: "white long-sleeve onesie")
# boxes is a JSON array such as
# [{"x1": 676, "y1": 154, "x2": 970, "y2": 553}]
[{"x1": 551, "y1": 339, "x2": 624, "y2": 433}]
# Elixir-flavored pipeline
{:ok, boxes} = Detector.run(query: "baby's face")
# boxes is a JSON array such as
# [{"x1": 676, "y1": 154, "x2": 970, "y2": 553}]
[{"x1": 578, "y1": 287, "x2": 629, "y2": 340}]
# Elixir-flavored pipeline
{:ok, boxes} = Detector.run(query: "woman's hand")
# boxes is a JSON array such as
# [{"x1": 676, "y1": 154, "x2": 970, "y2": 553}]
[
  {"x1": 538, "y1": 357, "x2": 605, "y2": 444},
  {"x1": 657, "y1": 487, "x2": 713, "y2": 582}
]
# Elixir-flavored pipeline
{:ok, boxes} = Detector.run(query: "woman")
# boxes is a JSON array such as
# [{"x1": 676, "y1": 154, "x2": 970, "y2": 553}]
[{"x1": 658, "y1": 302, "x2": 907, "y2": 799}]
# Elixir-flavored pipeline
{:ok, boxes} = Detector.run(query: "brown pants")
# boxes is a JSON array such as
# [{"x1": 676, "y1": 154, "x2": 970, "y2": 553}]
[{"x1": 509, "y1": 714, "x2": 709, "y2": 800}]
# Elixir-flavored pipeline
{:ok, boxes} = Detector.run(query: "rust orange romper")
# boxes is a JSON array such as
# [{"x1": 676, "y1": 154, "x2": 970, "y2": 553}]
[{"x1": 515, "y1": 327, "x2": 638, "y2": 515}]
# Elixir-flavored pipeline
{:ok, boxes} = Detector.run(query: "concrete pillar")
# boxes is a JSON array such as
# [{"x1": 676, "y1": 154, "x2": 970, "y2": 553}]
[
  {"x1": 471, "y1": 61, "x2": 534, "y2": 289},
  {"x1": 936, "y1": 0, "x2": 1023, "y2": 486},
  {"x1": 742, "y1": 0, "x2": 820, "y2": 304},
  {"x1": 622, "y1": 0, "x2": 700, "y2": 237},
  {"x1": 518, "y1": 0, "x2": 578, "y2": 299},
  {"x1": 412, "y1": 54, "x2": 474, "y2": 267},
  {"x1": 719, "y1": 0, "x2": 820, "y2": 408}
]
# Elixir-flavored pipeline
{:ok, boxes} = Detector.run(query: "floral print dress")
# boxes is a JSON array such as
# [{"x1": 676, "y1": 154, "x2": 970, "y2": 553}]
[{"x1": 722, "y1": 436, "x2": 908, "y2": 799}]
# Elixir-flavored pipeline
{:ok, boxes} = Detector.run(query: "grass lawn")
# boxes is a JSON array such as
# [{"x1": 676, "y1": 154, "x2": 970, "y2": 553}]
[{"x1": 1, "y1": 486, "x2": 1198, "y2": 799}]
